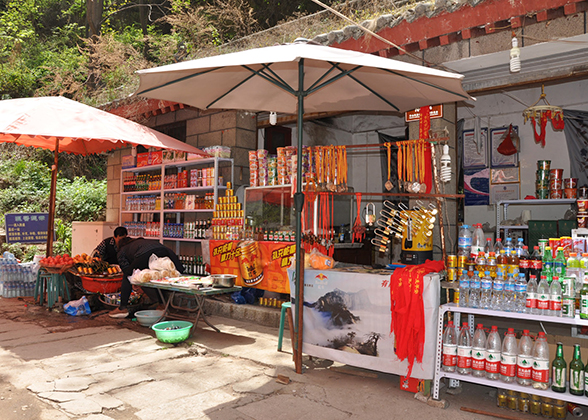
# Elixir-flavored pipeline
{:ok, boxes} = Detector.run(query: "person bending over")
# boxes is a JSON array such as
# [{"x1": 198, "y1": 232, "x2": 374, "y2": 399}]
[{"x1": 93, "y1": 226, "x2": 128, "y2": 265}]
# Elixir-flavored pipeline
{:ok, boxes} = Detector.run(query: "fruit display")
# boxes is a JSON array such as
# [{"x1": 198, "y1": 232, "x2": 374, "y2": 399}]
[
  {"x1": 39, "y1": 254, "x2": 74, "y2": 268},
  {"x1": 72, "y1": 253, "x2": 122, "y2": 276}
]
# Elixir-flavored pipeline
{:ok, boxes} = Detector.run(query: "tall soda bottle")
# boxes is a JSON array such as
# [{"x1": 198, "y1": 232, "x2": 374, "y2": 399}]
[
  {"x1": 525, "y1": 275, "x2": 538, "y2": 315},
  {"x1": 480, "y1": 271, "x2": 493, "y2": 310},
  {"x1": 554, "y1": 247, "x2": 566, "y2": 279},
  {"x1": 542, "y1": 247, "x2": 553, "y2": 282},
  {"x1": 485, "y1": 325, "x2": 501, "y2": 380},
  {"x1": 516, "y1": 329, "x2": 534, "y2": 386},
  {"x1": 567, "y1": 252, "x2": 582, "y2": 294},
  {"x1": 514, "y1": 273, "x2": 527, "y2": 313},
  {"x1": 469, "y1": 271, "x2": 481, "y2": 308},
  {"x1": 471, "y1": 224, "x2": 485, "y2": 257},
  {"x1": 471, "y1": 324, "x2": 487, "y2": 378},
  {"x1": 581, "y1": 272, "x2": 588, "y2": 320},
  {"x1": 442, "y1": 321, "x2": 458, "y2": 372},
  {"x1": 500, "y1": 328, "x2": 517, "y2": 383},
  {"x1": 536, "y1": 275, "x2": 551, "y2": 316},
  {"x1": 484, "y1": 238, "x2": 494, "y2": 258},
  {"x1": 457, "y1": 322, "x2": 472, "y2": 375},
  {"x1": 458, "y1": 271, "x2": 470, "y2": 307},
  {"x1": 531, "y1": 331, "x2": 550, "y2": 390},
  {"x1": 519, "y1": 245, "x2": 530, "y2": 280},
  {"x1": 551, "y1": 342, "x2": 566, "y2": 393},
  {"x1": 457, "y1": 224, "x2": 472, "y2": 258},
  {"x1": 491, "y1": 271, "x2": 504, "y2": 311},
  {"x1": 530, "y1": 246, "x2": 543, "y2": 280},
  {"x1": 569, "y1": 344, "x2": 584, "y2": 396},
  {"x1": 549, "y1": 276, "x2": 562, "y2": 317}
]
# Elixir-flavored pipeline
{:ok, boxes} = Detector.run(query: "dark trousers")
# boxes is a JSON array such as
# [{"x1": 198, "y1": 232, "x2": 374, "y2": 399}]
[{"x1": 120, "y1": 248, "x2": 184, "y2": 309}]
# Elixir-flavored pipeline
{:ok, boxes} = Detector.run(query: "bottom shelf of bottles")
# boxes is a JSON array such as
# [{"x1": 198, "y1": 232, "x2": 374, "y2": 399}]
[{"x1": 437, "y1": 370, "x2": 588, "y2": 405}]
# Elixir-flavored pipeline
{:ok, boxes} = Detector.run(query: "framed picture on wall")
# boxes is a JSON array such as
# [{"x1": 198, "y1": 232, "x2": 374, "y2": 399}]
[
  {"x1": 490, "y1": 183, "x2": 520, "y2": 204},
  {"x1": 462, "y1": 128, "x2": 488, "y2": 169},
  {"x1": 491, "y1": 167, "x2": 520, "y2": 184},
  {"x1": 464, "y1": 168, "x2": 490, "y2": 206},
  {"x1": 490, "y1": 126, "x2": 519, "y2": 167}
]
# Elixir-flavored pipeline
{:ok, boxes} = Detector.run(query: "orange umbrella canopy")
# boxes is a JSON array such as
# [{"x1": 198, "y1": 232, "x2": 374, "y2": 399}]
[{"x1": 0, "y1": 96, "x2": 206, "y2": 155}]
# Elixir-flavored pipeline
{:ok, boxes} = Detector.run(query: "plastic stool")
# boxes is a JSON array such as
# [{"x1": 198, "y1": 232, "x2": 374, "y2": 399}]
[
  {"x1": 35, "y1": 270, "x2": 70, "y2": 308},
  {"x1": 277, "y1": 301, "x2": 292, "y2": 351}
]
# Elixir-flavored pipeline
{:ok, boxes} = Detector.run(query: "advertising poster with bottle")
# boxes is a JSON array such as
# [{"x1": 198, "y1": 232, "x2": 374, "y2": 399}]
[{"x1": 207, "y1": 240, "x2": 295, "y2": 294}]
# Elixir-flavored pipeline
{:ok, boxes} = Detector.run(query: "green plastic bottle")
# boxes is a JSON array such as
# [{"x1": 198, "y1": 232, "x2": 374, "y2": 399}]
[
  {"x1": 542, "y1": 247, "x2": 553, "y2": 283},
  {"x1": 554, "y1": 247, "x2": 566, "y2": 279}
]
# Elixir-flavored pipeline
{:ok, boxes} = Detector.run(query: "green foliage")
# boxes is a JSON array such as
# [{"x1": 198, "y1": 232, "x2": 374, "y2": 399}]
[
  {"x1": 55, "y1": 176, "x2": 107, "y2": 222},
  {"x1": 52, "y1": 218, "x2": 72, "y2": 255}
]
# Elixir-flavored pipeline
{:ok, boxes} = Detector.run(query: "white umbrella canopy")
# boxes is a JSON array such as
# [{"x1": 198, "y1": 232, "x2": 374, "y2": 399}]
[
  {"x1": 135, "y1": 39, "x2": 473, "y2": 373},
  {"x1": 136, "y1": 41, "x2": 471, "y2": 114},
  {"x1": 0, "y1": 96, "x2": 209, "y2": 255}
]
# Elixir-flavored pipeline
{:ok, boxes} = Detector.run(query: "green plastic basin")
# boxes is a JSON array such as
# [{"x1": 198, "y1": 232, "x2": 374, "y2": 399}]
[{"x1": 151, "y1": 320, "x2": 193, "y2": 343}]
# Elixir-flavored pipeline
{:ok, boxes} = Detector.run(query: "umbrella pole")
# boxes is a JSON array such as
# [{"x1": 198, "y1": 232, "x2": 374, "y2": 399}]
[
  {"x1": 46, "y1": 140, "x2": 59, "y2": 257},
  {"x1": 293, "y1": 58, "x2": 305, "y2": 374}
]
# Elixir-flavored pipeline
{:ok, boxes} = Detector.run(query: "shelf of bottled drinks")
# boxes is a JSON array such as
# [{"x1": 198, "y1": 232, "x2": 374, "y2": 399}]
[{"x1": 434, "y1": 222, "x2": 588, "y2": 409}]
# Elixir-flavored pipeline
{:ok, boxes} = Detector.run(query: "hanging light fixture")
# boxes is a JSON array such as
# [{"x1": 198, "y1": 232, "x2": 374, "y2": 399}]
[
  {"x1": 269, "y1": 112, "x2": 277, "y2": 125},
  {"x1": 522, "y1": 85, "x2": 565, "y2": 147},
  {"x1": 509, "y1": 34, "x2": 521, "y2": 73}
]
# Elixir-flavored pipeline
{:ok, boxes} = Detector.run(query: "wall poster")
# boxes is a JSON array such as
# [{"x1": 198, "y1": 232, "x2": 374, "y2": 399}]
[
  {"x1": 491, "y1": 126, "x2": 519, "y2": 167},
  {"x1": 491, "y1": 183, "x2": 520, "y2": 204},
  {"x1": 462, "y1": 128, "x2": 488, "y2": 169},
  {"x1": 464, "y1": 168, "x2": 490, "y2": 206}
]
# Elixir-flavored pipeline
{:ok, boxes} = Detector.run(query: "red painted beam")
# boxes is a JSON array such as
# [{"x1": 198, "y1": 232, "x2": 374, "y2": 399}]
[{"x1": 333, "y1": 0, "x2": 585, "y2": 54}]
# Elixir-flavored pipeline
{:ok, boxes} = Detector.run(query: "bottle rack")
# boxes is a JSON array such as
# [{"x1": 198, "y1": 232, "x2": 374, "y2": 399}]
[
  {"x1": 433, "y1": 303, "x2": 588, "y2": 404},
  {"x1": 120, "y1": 157, "x2": 234, "y2": 245}
]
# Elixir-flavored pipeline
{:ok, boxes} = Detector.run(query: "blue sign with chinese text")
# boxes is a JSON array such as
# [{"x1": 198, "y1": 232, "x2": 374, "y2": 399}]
[{"x1": 5, "y1": 213, "x2": 51, "y2": 244}]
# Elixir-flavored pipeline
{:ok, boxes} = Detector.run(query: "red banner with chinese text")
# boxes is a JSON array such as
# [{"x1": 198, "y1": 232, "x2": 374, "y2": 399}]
[{"x1": 208, "y1": 240, "x2": 294, "y2": 294}]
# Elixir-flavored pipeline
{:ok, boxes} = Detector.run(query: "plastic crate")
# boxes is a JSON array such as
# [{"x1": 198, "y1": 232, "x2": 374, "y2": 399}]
[
  {"x1": 558, "y1": 219, "x2": 578, "y2": 237},
  {"x1": 528, "y1": 220, "x2": 558, "y2": 250}
]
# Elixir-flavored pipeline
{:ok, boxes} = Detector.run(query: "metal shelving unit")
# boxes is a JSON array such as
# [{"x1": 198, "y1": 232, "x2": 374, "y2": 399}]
[
  {"x1": 495, "y1": 199, "x2": 576, "y2": 238},
  {"x1": 433, "y1": 303, "x2": 588, "y2": 402}
]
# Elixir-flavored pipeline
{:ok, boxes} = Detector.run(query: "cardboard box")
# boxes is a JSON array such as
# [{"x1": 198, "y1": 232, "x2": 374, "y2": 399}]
[
  {"x1": 136, "y1": 152, "x2": 149, "y2": 167},
  {"x1": 149, "y1": 150, "x2": 162, "y2": 165},
  {"x1": 175, "y1": 151, "x2": 186, "y2": 162},
  {"x1": 186, "y1": 152, "x2": 206, "y2": 161},
  {"x1": 400, "y1": 376, "x2": 430, "y2": 394},
  {"x1": 121, "y1": 155, "x2": 135, "y2": 169},
  {"x1": 162, "y1": 150, "x2": 175, "y2": 163}
]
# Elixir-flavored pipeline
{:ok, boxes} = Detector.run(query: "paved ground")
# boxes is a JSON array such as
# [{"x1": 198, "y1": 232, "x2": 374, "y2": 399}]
[{"x1": 0, "y1": 296, "x2": 546, "y2": 420}]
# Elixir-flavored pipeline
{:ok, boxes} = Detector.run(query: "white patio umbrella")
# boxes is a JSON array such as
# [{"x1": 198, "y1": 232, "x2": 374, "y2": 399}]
[{"x1": 134, "y1": 39, "x2": 473, "y2": 372}]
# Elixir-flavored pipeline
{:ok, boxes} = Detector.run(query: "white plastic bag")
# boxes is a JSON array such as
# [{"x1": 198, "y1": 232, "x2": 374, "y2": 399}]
[{"x1": 148, "y1": 254, "x2": 176, "y2": 272}]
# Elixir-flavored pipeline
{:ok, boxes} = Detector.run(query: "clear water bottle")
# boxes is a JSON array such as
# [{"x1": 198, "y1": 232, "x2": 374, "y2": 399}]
[
  {"x1": 469, "y1": 271, "x2": 481, "y2": 308},
  {"x1": 484, "y1": 238, "x2": 494, "y2": 258},
  {"x1": 457, "y1": 224, "x2": 472, "y2": 258},
  {"x1": 525, "y1": 275, "x2": 538, "y2": 315},
  {"x1": 442, "y1": 321, "x2": 458, "y2": 372},
  {"x1": 536, "y1": 275, "x2": 550, "y2": 315},
  {"x1": 471, "y1": 223, "x2": 485, "y2": 257},
  {"x1": 517, "y1": 329, "x2": 534, "y2": 386},
  {"x1": 514, "y1": 273, "x2": 527, "y2": 313},
  {"x1": 500, "y1": 328, "x2": 517, "y2": 383},
  {"x1": 503, "y1": 273, "x2": 516, "y2": 312},
  {"x1": 458, "y1": 271, "x2": 470, "y2": 308},
  {"x1": 457, "y1": 322, "x2": 472, "y2": 375},
  {"x1": 485, "y1": 325, "x2": 501, "y2": 380},
  {"x1": 471, "y1": 324, "x2": 487, "y2": 378},
  {"x1": 531, "y1": 331, "x2": 550, "y2": 390},
  {"x1": 549, "y1": 277, "x2": 562, "y2": 317},
  {"x1": 491, "y1": 272, "x2": 504, "y2": 311},
  {"x1": 494, "y1": 237, "x2": 504, "y2": 255},
  {"x1": 480, "y1": 271, "x2": 493, "y2": 310},
  {"x1": 515, "y1": 237, "x2": 525, "y2": 257},
  {"x1": 504, "y1": 237, "x2": 514, "y2": 254}
]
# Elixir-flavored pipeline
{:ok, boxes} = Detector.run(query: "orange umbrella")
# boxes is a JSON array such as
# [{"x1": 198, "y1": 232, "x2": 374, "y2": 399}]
[{"x1": 0, "y1": 96, "x2": 209, "y2": 255}]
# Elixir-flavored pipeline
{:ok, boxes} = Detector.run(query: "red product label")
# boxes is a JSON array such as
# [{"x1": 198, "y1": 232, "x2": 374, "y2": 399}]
[
  {"x1": 519, "y1": 259, "x2": 530, "y2": 269},
  {"x1": 443, "y1": 353, "x2": 457, "y2": 367},
  {"x1": 532, "y1": 368, "x2": 549, "y2": 383},
  {"x1": 486, "y1": 360, "x2": 500, "y2": 373},
  {"x1": 517, "y1": 366, "x2": 532, "y2": 379},
  {"x1": 472, "y1": 358, "x2": 485, "y2": 371},
  {"x1": 537, "y1": 298, "x2": 549, "y2": 310},
  {"x1": 531, "y1": 260, "x2": 542, "y2": 269},
  {"x1": 526, "y1": 295, "x2": 536, "y2": 309},
  {"x1": 500, "y1": 354, "x2": 517, "y2": 377},
  {"x1": 550, "y1": 298, "x2": 562, "y2": 311},
  {"x1": 457, "y1": 355, "x2": 471, "y2": 369}
]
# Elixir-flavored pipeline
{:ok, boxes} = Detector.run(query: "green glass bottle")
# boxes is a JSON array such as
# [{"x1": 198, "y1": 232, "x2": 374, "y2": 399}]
[
  {"x1": 551, "y1": 342, "x2": 566, "y2": 393},
  {"x1": 569, "y1": 344, "x2": 584, "y2": 396},
  {"x1": 581, "y1": 272, "x2": 588, "y2": 320}
]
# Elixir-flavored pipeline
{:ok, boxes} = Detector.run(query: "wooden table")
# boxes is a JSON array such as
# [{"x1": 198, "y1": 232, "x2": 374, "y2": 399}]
[{"x1": 139, "y1": 282, "x2": 241, "y2": 332}]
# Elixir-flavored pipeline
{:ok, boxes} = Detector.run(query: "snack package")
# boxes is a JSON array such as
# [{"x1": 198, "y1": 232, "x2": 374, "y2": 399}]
[{"x1": 308, "y1": 248, "x2": 335, "y2": 270}]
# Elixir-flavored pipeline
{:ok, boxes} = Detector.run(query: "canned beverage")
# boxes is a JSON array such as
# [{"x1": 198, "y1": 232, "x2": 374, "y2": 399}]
[
  {"x1": 457, "y1": 267, "x2": 465, "y2": 279},
  {"x1": 453, "y1": 289, "x2": 459, "y2": 304},
  {"x1": 518, "y1": 393, "x2": 530, "y2": 413},
  {"x1": 457, "y1": 255, "x2": 468, "y2": 268},
  {"x1": 568, "y1": 402, "x2": 584, "y2": 417},
  {"x1": 447, "y1": 254, "x2": 457, "y2": 268},
  {"x1": 238, "y1": 241, "x2": 265, "y2": 286},
  {"x1": 553, "y1": 404, "x2": 567, "y2": 419},
  {"x1": 549, "y1": 238, "x2": 561, "y2": 257},
  {"x1": 447, "y1": 268, "x2": 457, "y2": 282},
  {"x1": 497, "y1": 389, "x2": 508, "y2": 408},
  {"x1": 541, "y1": 398, "x2": 554, "y2": 418},
  {"x1": 507, "y1": 391, "x2": 518, "y2": 410},
  {"x1": 537, "y1": 160, "x2": 551, "y2": 171}
]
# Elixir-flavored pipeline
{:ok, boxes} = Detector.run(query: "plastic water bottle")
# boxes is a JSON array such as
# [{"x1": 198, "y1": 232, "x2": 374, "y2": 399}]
[
  {"x1": 471, "y1": 224, "x2": 485, "y2": 257},
  {"x1": 517, "y1": 329, "x2": 534, "y2": 386},
  {"x1": 504, "y1": 237, "x2": 514, "y2": 254},
  {"x1": 471, "y1": 324, "x2": 487, "y2": 378},
  {"x1": 458, "y1": 271, "x2": 470, "y2": 308},
  {"x1": 525, "y1": 275, "x2": 538, "y2": 315},
  {"x1": 494, "y1": 237, "x2": 504, "y2": 255},
  {"x1": 469, "y1": 271, "x2": 481, "y2": 308},
  {"x1": 485, "y1": 325, "x2": 501, "y2": 380},
  {"x1": 457, "y1": 322, "x2": 472, "y2": 375},
  {"x1": 484, "y1": 238, "x2": 494, "y2": 258},
  {"x1": 480, "y1": 271, "x2": 493, "y2": 309},
  {"x1": 531, "y1": 331, "x2": 550, "y2": 390},
  {"x1": 549, "y1": 277, "x2": 562, "y2": 317},
  {"x1": 515, "y1": 237, "x2": 525, "y2": 256},
  {"x1": 457, "y1": 225, "x2": 472, "y2": 257},
  {"x1": 491, "y1": 272, "x2": 504, "y2": 311},
  {"x1": 503, "y1": 273, "x2": 516, "y2": 312},
  {"x1": 442, "y1": 321, "x2": 458, "y2": 372},
  {"x1": 514, "y1": 273, "x2": 527, "y2": 313},
  {"x1": 536, "y1": 275, "x2": 550, "y2": 315},
  {"x1": 500, "y1": 327, "x2": 517, "y2": 383}
]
